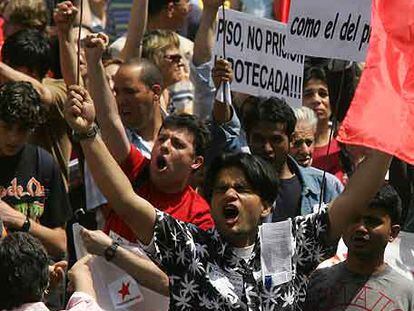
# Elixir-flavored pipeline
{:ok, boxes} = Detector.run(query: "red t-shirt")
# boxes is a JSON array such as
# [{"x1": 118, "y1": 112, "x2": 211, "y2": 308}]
[
  {"x1": 312, "y1": 138, "x2": 345, "y2": 184},
  {"x1": 104, "y1": 145, "x2": 214, "y2": 241}
]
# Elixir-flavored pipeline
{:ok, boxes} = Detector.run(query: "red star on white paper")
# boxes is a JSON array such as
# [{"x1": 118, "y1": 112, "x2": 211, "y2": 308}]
[{"x1": 118, "y1": 281, "x2": 130, "y2": 301}]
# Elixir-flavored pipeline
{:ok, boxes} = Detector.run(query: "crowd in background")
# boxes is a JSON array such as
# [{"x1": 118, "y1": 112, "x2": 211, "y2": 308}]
[{"x1": 0, "y1": 0, "x2": 413, "y2": 310}]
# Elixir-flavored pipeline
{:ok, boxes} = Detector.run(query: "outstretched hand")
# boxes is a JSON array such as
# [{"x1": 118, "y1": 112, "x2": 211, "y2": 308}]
[
  {"x1": 82, "y1": 33, "x2": 109, "y2": 65},
  {"x1": 53, "y1": 1, "x2": 78, "y2": 34},
  {"x1": 64, "y1": 85, "x2": 96, "y2": 134}
]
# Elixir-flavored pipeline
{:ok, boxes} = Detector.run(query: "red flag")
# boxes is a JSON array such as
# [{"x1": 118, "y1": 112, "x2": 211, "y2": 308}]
[
  {"x1": 273, "y1": 0, "x2": 291, "y2": 23},
  {"x1": 337, "y1": 0, "x2": 414, "y2": 164}
]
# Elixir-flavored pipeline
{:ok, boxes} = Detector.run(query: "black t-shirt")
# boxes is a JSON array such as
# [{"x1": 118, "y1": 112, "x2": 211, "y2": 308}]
[
  {"x1": 0, "y1": 144, "x2": 71, "y2": 228},
  {"x1": 272, "y1": 174, "x2": 302, "y2": 222}
]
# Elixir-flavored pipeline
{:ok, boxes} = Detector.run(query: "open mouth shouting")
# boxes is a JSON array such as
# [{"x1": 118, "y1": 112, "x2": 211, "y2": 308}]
[
  {"x1": 156, "y1": 155, "x2": 168, "y2": 172},
  {"x1": 297, "y1": 155, "x2": 312, "y2": 166},
  {"x1": 351, "y1": 234, "x2": 370, "y2": 247},
  {"x1": 223, "y1": 204, "x2": 240, "y2": 225}
]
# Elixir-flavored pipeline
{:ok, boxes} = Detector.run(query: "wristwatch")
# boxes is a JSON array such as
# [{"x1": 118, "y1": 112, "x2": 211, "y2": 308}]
[
  {"x1": 104, "y1": 241, "x2": 119, "y2": 261},
  {"x1": 20, "y1": 216, "x2": 31, "y2": 232},
  {"x1": 72, "y1": 124, "x2": 99, "y2": 142}
]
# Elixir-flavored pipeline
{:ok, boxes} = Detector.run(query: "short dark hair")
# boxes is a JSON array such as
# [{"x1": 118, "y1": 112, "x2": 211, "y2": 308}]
[
  {"x1": 369, "y1": 184, "x2": 402, "y2": 225},
  {"x1": 0, "y1": 233, "x2": 49, "y2": 309},
  {"x1": 161, "y1": 113, "x2": 211, "y2": 157},
  {"x1": 0, "y1": 81, "x2": 46, "y2": 129},
  {"x1": 304, "y1": 66, "x2": 328, "y2": 88},
  {"x1": 148, "y1": 0, "x2": 179, "y2": 16},
  {"x1": 2, "y1": 29, "x2": 51, "y2": 79},
  {"x1": 243, "y1": 97, "x2": 297, "y2": 139},
  {"x1": 205, "y1": 152, "x2": 279, "y2": 206},
  {"x1": 123, "y1": 58, "x2": 164, "y2": 90}
]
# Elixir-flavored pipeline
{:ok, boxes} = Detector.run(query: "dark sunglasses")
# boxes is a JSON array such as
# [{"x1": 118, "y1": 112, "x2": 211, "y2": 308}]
[{"x1": 164, "y1": 54, "x2": 182, "y2": 63}]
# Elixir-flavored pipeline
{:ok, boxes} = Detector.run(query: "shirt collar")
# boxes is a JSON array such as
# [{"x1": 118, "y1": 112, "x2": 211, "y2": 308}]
[{"x1": 287, "y1": 156, "x2": 320, "y2": 196}]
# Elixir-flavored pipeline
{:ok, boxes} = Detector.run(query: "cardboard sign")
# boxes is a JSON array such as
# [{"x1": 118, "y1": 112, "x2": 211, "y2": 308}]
[
  {"x1": 214, "y1": 9, "x2": 304, "y2": 108},
  {"x1": 285, "y1": 0, "x2": 372, "y2": 62}
]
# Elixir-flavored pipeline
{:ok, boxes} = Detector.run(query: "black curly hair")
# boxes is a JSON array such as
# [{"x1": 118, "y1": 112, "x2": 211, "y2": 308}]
[
  {"x1": 0, "y1": 81, "x2": 46, "y2": 129},
  {"x1": 0, "y1": 232, "x2": 49, "y2": 309}
]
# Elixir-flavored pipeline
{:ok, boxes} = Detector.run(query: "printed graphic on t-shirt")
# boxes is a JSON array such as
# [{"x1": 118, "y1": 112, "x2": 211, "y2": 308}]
[
  {"x1": 318, "y1": 282, "x2": 402, "y2": 310},
  {"x1": 0, "y1": 177, "x2": 46, "y2": 221}
]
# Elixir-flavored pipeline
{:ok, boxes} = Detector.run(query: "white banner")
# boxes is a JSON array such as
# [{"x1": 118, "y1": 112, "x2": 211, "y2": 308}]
[
  {"x1": 72, "y1": 225, "x2": 169, "y2": 310},
  {"x1": 214, "y1": 9, "x2": 304, "y2": 108},
  {"x1": 285, "y1": 0, "x2": 372, "y2": 62}
]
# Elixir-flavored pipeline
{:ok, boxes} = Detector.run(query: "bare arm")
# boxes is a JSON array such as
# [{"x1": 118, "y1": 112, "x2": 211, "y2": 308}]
[
  {"x1": 54, "y1": 1, "x2": 81, "y2": 86},
  {"x1": 72, "y1": 0, "x2": 94, "y2": 28},
  {"x1": 83, "y1": 33, "x2": 131, "y2": 163},
  {"x1": 64, "y1": 85, "x2": 156, "y2": 244},
  {"x1": 0, "y1": 63, "x2": 53, "y2": 105},
  {"x1": 113, "y1": 247, "x2": 169, "y2": 296},
  {"x1": 193, "y1": 0, "x2": 222, "y2": 66},
  {"x1": 0, "y1": 200, "x2": 67, "y2": 258},
  {"x1": 328, "y1": 149, "x2": 392, "y2": 241},
  {"x1": 120, "y1": 0, "x2": 148, "y2": 61},
  {"x1": 81, "y1": 229, "x2": 169, "y2": 296}
]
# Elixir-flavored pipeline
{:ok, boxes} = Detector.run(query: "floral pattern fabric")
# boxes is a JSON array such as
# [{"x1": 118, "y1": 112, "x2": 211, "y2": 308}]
[{"x1": 145, "y1": 207, "x2": 335, "y2": 311}]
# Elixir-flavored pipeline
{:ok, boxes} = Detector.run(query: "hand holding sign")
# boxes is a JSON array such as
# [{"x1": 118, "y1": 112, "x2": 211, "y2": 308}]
[{"x1": 212, "y1": 59, "x2": 233, "y2": 89}]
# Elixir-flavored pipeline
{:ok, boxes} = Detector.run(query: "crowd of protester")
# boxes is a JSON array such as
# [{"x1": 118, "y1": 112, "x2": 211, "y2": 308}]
[{"x1": 0, "y1": 0, "x2": 413, "y2": 310}]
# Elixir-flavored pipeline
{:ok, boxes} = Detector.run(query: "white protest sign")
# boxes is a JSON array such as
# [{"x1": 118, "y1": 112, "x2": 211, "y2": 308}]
[
  {"x1": 285, "y1": 0, "x2": 372, "y2": 62},
  {"x1": 214, "y1": 9, "x2": 304, "y2": 108}
]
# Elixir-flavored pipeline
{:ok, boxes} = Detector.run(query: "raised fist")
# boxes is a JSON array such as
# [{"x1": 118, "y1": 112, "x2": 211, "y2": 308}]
[
  {"x1": 53, "y1": 1, "x2": 78, "y2": 34},
  {"x1": 82, "y1": 32, "x2": 109, "y2": 65},
  {"x1": 64, "y1": 85, "x2": 96, "y2": 134}
]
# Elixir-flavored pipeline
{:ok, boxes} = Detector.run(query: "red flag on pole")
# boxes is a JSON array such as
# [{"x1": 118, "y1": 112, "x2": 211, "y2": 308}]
[{"x1": 337, "y1": 0, "x2": 414, "y2": 164}]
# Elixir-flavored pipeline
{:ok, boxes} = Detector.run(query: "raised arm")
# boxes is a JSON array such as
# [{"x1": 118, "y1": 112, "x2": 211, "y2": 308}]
[
  {"x1": 193, "y1": 0, "x2": 221, "y2": 66},
  {"x1": 0, "y1": 63, "x2": 53, "y2": 105},
  {"x1": 328, "y1": 148, "x2": 392, "y2": 241},
  {"x1": 64, "y1": 85, "x2": 155, "y2": 244},
  {"x1": 120, "y1": 0, "x2": 148, "y2": 61},
  {"x1": 54, "y1": 1, "x2": 81, "y2": 86},
  {"x1": 83, "y1": 33, "x2": 131, "y2": 163},
  {"x1": 81, "y1": 229, "x2": 169, "y2": 296}
]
